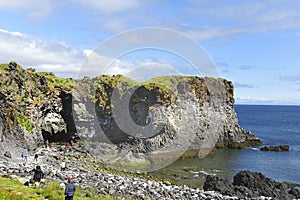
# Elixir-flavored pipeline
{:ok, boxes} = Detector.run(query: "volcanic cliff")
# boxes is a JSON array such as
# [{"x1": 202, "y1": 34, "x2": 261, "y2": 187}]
[{"x1": 0, "y1": 62, "x2": 261, "y2": 167}]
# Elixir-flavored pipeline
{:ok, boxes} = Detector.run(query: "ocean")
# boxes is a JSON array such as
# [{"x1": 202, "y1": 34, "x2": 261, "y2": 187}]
[
  {"x1": 233, "y1": 105, "x2": 300, "y2": 184},
  {"x1": 152, "y1": 105, "x2": 300, "y2": 186}
]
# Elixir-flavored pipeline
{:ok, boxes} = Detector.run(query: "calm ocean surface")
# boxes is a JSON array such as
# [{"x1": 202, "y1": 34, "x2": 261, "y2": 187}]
[{"x1": 154, "y1": 105, "x2": 300, "y2": 186}]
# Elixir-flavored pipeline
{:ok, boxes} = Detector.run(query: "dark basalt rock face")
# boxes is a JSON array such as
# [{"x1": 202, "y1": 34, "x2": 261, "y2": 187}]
[
  {"x1": 260, "y1": 145, "x2": 289, "y2": 151},
  {"x1": 233, "y1": 171, "x2": 295, "y2": 199},
  {"x1": 204, "y1": 171, "x2": 299, "y2": 199},
  {"x1": 203, "y1": 175, "x2": 236, "y2": 196}
]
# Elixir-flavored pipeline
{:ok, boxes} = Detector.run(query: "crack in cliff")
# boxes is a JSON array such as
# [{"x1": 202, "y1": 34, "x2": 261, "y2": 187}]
[{"x1": 41, "y1": 90, "x2": 77, "y2": 143}]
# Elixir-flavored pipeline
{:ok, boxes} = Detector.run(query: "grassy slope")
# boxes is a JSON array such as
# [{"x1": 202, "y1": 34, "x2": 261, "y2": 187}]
[{"x1": 0, "y1": 176, "x2": 117, "y2": 200}]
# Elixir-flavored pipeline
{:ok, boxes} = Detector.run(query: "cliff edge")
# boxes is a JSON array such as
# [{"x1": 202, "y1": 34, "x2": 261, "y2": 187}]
[{"x1": 0, "y1": 62, "x2": 261, "y2": 167}]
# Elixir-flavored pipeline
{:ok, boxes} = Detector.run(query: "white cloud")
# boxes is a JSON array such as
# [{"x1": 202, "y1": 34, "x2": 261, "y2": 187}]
[
  {"x1": 79, "y1": 51, "x2": 115, "y2": 78},
  {"x1": 235, "y1": 96, "x2": 300, "y2": 105},
  {"x1": 0, "y1": 29, "x2": 86, "y2": 77},
  {"x1": 83, "y1": 49, "x2": 93, "y2": 56},
  {"x1": 0, "y1": 0, "x2": 55, "y2": 20},
  {"x1": 185, "y1": 0, "x2": 300, "y2": 39},
  {"x1": 0, "y1": 29, "x2": 25, "y2": 37},
  {"x1": 1, "y1": 0, "x2": 300, "y2": 39},
  {"x1": 72, "y1": 0, "x2": 139, "y2": 14},
  {"x1": 280, "y1": 75, "x2": 300, "y2": 82},
  {"x1": 184, "y1": 27, "x2": 246, "y2": 41},
  {"x1": 234, "y1": 82, "x2": 254, "y2": 88},
  {"x1": 78, "y1": 51, "x2": 185, "y2": 81}
]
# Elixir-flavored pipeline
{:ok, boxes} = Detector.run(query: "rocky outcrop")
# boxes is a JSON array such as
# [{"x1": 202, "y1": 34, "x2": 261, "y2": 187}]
[
  {"x1": 73, "y1": 75, "x2": 261, "y2": 167},
  {"x1": 260, "y1": 145, "x2": 289, "y2": 151},
  {"x1": 0, "y1": 62, "x2": 76, "y2": 152},
  {"x1": 204, "y1": 171, "x2": 300, "y2": 199},
  {"x1": 0, "y1": 62, "x2": 261, "y2": 166}
]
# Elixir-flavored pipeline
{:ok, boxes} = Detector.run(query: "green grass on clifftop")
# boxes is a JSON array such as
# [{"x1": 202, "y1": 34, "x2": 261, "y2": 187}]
[{"x1": 37, "y1": 72, "x2": 75, "y2": 91}]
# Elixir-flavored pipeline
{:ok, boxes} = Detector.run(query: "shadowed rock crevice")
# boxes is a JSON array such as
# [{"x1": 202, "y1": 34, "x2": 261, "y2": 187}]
[
  {"x1": 40, "y1": 91, "x2": 77, "y2": 143},
  {"x1": 59, "y1": 91, "x2": 77, "y2": 140},
  {"x1": 94, "y1": 84, "x2": 173, "y2": 144}
]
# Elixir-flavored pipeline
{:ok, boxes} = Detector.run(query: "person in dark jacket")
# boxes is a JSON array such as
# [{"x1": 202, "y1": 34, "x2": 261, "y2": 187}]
[
  {"x1": 65, "y1": 177, "x2": 76, "y2": 200},
  {"x1": 33, "y1": 165, "x2": 43, "y2": 183},
  {"x1": 34, "y1": 153, "x2": 39, "y2": 162}
]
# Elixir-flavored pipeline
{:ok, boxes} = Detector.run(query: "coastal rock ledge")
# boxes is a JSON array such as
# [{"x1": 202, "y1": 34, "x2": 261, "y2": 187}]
[
  {"x1": 0, "y1": 62, "x2": 261, "y2": 164},
  {"x1": 260, "y1": 145, "x2": 289, "y2": 152},
  {"x1": 204, "y1": 171, "x2": 300, "y2": 199}
]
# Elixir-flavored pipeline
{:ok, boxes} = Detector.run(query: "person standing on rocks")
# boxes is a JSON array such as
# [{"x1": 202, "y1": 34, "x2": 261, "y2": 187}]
[
  {"x1": 44, "y1": 139, "x2": 49, "y2": 148},
  {"x1": 60, "y1": 161, "x2": 66, "y2": 171},
  {"x1": 66, "y1": 141, "x2": 70, "y2": 147},
  {"x1": 65, "y1": 177, "x2": 76, "y2": 200},
  {"x1": 33, "y1": 165, "x2": 44, "y2": 188},
  {"x1": 34, "y1": 153, "x2": 39, "y2": 163},
  {"x1": 22, "y1": 152, "x2": 28, "y2": 164}
]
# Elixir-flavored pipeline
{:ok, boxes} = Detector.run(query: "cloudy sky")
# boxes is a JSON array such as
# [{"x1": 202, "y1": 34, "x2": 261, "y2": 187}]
[{"x1": 0, "y1": 0, "x2": 300, "y2": 105}]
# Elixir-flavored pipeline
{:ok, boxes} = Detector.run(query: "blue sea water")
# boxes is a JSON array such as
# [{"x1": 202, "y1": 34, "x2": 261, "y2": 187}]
[
  {"x1": 156, "y1": 105, "x2": 300, "y2": 186},
  {"x1": 233, "y1": 105, "x2": 300, "y2": 184}
]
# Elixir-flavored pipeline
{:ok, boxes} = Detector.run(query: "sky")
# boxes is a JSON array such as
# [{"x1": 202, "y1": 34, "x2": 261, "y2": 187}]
[{"x1": 0, "y1": 0, "x2": 300, "y2": 105}]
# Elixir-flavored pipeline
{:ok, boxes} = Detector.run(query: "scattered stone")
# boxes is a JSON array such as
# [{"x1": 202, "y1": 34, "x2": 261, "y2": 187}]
[
  {"x1": 0, "y1": 142, "x2": 298, "y2": 200},
  {"x1": 289, "y1": 188, "x2": 300, "y2": 199},
  {"x1": 4, "y1": 151, "x2": 11, "y2": 158},
  {"x1": 59, "y1": 182, "x2": 65, "y2": 188}
]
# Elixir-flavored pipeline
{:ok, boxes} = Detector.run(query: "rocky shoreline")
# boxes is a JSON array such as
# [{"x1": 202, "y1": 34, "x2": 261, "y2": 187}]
[
  {"x1": 1, "y1": 144, "x2": 299, "y2": 200},
  {"x1": 0, "y1": 144, "x2": 227, "y2": 199}
]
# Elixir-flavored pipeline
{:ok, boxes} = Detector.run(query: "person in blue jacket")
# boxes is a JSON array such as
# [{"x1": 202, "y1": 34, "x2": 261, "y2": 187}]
[{"x1": 65, "y1": 177, "x2": 76, "y2": 200}]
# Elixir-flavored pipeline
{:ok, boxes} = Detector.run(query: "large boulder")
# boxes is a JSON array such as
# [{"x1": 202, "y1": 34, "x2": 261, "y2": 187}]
[
  {"x1": 204, "y1": 171, "x2": 299, "y2": 199},
  {"x1": 233, "y1": 171, "x2": 296, "y2": 199},
  {"x1": 203, "y1": 175, "x2": 235, "y2": 196},
  {"x1": 289, "y1": 188, "x2": 300, "y2": 199}
]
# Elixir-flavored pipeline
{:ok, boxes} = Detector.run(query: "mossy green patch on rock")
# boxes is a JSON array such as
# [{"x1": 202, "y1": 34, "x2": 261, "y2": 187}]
[
  {"x1": 16, "y1": 114, "x2": 35, "y2": 133},
  {"x1": 37, "y1": 71, "x2": 75, "y2": 91},
  {"x1": 115, "y1": 160, "x2": 151, "y2": 167},
  {"x1": 0, "y1": 63, "x2": 9, "y2": 70}
]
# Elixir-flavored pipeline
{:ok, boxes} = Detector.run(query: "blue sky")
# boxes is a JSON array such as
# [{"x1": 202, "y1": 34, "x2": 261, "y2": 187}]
[{"x1": 0, "y1": 0, "x2": 300, "y2": 105}]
